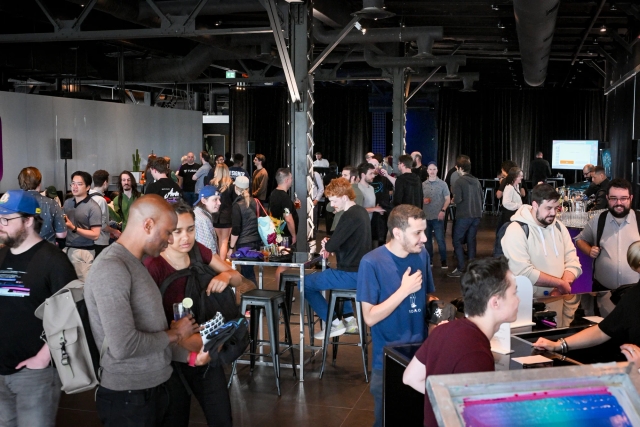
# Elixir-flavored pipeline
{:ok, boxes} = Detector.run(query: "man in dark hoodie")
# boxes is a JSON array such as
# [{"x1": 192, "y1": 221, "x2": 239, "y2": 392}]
[
  {"x1": 448, "y1": 157, "x2": 483, "y2": 277},
  {"x1": 392, "y1": 154, "x2": 423, "y2": 209}
]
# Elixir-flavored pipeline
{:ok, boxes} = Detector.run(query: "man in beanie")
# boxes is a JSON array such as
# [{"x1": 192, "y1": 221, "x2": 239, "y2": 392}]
[{"x1": 0, "y1": 190, "x2": 77, "y2": 426}]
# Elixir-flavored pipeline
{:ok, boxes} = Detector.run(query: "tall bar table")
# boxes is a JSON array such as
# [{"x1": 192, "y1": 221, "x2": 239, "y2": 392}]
[{"x1": 231, "y1": 252, "x2": 326, "y2": 381}]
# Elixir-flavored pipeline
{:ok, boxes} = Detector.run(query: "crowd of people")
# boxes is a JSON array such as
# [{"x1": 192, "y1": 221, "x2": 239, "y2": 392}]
[{"x1": 2, "y1": 147, "x2": 640, "y2": 427}]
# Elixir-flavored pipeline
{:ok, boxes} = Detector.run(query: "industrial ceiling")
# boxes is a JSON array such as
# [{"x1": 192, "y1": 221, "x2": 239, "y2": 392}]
[{"x1": 0, "y1": 0, "x2": 638, "y2": 107}]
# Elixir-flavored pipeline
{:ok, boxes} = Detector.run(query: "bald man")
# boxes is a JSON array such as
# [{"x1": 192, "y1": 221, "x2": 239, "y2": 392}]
[
  {"x1": 84, "y1": 195, "x2": 200, "y2": 426},
  {"x1": 177, "y1": 152, "x2": 200, "y2": 205}
]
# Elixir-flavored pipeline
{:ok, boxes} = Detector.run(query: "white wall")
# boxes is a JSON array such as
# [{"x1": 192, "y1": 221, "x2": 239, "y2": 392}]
[{"x1": 0, "y1": 91, "x2": 203, "y2": 192}]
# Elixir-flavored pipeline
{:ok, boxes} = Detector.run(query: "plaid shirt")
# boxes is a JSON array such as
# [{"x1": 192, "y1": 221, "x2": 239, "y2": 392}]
[{"x1": 194, "y1": 206, "x2": 218, "y2": 255}]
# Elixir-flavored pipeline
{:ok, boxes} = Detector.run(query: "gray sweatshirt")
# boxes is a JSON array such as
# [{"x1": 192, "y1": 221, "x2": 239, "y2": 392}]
[
  {"x1": 452, "y1": 174, "x2": 483, "y2": 219},
  {"x1": 84, "y1": 243, "x2": 173, "y2": 391}
]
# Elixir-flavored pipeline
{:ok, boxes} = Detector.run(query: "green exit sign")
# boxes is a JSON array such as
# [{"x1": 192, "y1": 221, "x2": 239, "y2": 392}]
[{"x1": 225, "y1": 71, "x2": 236, "y2": 78}]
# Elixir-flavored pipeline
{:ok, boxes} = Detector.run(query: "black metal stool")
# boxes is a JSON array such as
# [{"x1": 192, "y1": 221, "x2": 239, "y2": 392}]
[
  {"x1": 240, "y1": 289, "x2": 296, "y2": 395},
  {"x1": 319, "y1": 289, "x2": 369, "y2": 382},
  {"x1": 279, "y1": 268, "x2": 321, "y2": 344}
]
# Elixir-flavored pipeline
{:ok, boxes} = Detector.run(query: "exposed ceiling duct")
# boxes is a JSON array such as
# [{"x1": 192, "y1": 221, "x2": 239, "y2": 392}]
[
  {"x1": 313, "y1": 20, "x2": 443, "y2": 50},
  {"x1": 364, "y1": 49, "x2": 466, "y2": 75},
  {"x1": 513, "y1": 0, "x2": 560, "y2": 86}
]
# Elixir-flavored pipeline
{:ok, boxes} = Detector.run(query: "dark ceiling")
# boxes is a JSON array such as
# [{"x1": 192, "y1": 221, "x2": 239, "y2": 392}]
[{"x1": 0, "y1": 0, "x2": 639, "y2": 104}]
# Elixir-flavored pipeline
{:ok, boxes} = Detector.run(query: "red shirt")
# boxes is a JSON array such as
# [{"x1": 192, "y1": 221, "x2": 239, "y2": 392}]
[
  {"x1": 415, "y1": 318, "x2": 494, "y2": 427},
  {"x1": 144, "y1": 242, "x2": 212, "y2": 324}
]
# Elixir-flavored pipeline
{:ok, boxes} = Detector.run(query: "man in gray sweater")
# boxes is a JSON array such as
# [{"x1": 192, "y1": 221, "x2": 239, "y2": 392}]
[
  {"x1": 85, "y1": 194, "x2": 200, "y2": 426},
  {"x1": 448, "y1": 157, "x2": 483, "y2": 277}
]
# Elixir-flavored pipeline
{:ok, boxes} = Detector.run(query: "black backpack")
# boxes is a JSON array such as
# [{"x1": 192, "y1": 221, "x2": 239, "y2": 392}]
[
  {"x1": 494, "y1": 220, "x2": 562, "y2": 257},
  {"x1": 159, "y1": 246, "x2": 240, "y2": 324}
]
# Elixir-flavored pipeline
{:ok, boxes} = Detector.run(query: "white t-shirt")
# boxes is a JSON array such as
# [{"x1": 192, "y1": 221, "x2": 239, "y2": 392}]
[{"x1": 358, "y1": 182, "x2": 376, "y2": 219}]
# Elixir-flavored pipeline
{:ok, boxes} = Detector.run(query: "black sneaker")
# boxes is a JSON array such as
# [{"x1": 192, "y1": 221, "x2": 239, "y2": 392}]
[
  {"x1": 447, "y1": 268, "x2": 462, "y2": 278},
  {"x1": 441, "y1": 260, "x2": 448, "y2": 269}
]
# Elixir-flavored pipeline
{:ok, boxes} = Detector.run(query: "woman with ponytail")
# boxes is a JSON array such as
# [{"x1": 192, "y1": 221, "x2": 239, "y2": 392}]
[{"x1": 229, "y1": 176, "x2": 261, "y2": 284}]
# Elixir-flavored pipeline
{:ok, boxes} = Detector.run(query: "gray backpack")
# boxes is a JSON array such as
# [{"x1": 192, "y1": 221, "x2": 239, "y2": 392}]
[{"x1": 34, "y1": 280, "x2": 105, "y2": 394}]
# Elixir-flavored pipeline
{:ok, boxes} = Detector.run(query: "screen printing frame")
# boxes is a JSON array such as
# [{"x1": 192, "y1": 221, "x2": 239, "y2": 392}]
[{"x1": 427, "y1": 362, "x2": 640, "y2": 427}]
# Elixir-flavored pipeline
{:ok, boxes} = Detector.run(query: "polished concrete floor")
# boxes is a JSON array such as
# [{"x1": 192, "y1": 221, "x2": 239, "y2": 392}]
[{"x1": 55, "y1": 214, "x2": 501, "y2": 426}]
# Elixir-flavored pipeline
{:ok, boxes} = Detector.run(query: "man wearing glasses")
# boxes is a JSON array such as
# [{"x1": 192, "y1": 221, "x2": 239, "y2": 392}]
[
  {"x1": 576, "y1": 178, "x2": 640, "y2": 316},
  {"x1": 0, "y1": 190, "x2": 77, "y2": 427},
  {"x1": 582, "y1": 164, "x2": 598, "y2": 197},
  {"x1": 63, "y1": 171, "x2": 102, "y2": 281}
]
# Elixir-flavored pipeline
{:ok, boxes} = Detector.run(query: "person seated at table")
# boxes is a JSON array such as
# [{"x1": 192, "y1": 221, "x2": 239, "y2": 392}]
[
  {"x1": 533, "y1": 240, "x2": 640, "y2": 363},
  {"x1": 402, "y1": 256, "x2": 519, "y2": 427},
  {"x1": 305, "y1": 177, "x2": 372, "y2": 339}
]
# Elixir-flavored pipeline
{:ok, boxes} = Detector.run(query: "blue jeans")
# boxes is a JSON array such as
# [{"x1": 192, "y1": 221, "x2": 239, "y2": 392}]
[
  {"x1": 183, "y1": 192, "x2": 197, "y2": 206},
  {"x1": 452, "y1": 217, "x2": 480, "y2": 270},
  {"x1": 370, "y1": 369, "x2": 383, "y2": 427},
  {"x1": 0, "y1": 366, "x2": 62, "y2": 427},
  {"x1": 426, "y1": 219, "x2": 447, "y2": 263},
  {"x1": 299, "y1": 269, "x2": 358, "y2": 322}
]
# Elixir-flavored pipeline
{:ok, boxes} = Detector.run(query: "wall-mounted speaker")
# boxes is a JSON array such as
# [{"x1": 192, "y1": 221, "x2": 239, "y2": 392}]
[{"x1": 60, "y1": 138, "x2": 72, "y2": 159}]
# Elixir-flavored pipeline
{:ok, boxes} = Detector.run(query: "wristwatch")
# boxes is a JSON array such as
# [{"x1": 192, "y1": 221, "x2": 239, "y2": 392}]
[{"x1": 72, "y1": 225, "x2": 78, "y2": 233}]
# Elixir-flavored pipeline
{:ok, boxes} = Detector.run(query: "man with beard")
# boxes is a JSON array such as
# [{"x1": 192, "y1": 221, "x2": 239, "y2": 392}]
[
  {"x1": 576, "y1": 179, "x2": 640, "y2": 316},
  {"x1": 590, "y1": 166, "x2": 611, "y2": 211},
  {"x1": 112, "y1": 170, "x2": 141, "y2": 231},
  {"x1": 501, "y1": 184, "x2": 582, "y2": 327},
  {"x1": 582, "y1": 164, "x2": 598, "y2": 197},
  {"x1": 357, "y1": 204, "x2": 435, "y2": 427},
  {"x1": 0, "y1": 190, "x2": 77, "y2": 426},
  {"x1": 85, "y1": 195, "x2": 200, "y2": 426}
]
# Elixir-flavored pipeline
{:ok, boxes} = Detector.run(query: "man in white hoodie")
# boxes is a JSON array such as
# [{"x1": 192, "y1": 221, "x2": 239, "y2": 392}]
[{"x1": 501, "y1": 184, "x2": 582, "y2": 327}]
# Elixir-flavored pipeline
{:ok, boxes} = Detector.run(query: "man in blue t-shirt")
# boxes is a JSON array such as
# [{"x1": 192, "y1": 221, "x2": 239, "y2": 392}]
[{"x1": 357, "y1": 204, "x2": 435, "y2": 427}]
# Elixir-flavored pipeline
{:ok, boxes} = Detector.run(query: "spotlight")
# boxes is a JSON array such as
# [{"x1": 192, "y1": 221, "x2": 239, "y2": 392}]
[
  {"x1": 491, "y1": 4, "x2": 499, "y2": 11},
  {"x1": 600, "y1": 25, "x2": 607, "y2": 32},
  {"x1": 610, "y1": 4, "x2": 617, "y2": 11},
  {"x1": 497, "y1": 21, "x2": 505, "y2": 29}
]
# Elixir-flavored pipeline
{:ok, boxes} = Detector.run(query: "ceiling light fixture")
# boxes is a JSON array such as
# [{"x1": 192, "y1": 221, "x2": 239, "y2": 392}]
[
  {"x1": 610, "y1": 4, "x2": 617, "y2": 11},
  {"x1": 497, "y1": 21, "x2": 505, "y2": 29},
  {"x1": 355, "y1": 22, "x2": 367, "y2": 35},
  {"x1": 600, "y1": 25, "x2": 607, "y2": 32},
  {"x1": 352, "y1": 0, "x2": 395, "y2": 20},
  {"x1": 491, "y1": 4, "x2": 499, "y2": 11}
]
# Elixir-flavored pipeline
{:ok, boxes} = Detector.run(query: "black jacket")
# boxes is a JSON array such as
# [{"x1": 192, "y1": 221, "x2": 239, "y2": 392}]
[{"x1": 393, "y1": 172, "x2": 423, "y2": 209}]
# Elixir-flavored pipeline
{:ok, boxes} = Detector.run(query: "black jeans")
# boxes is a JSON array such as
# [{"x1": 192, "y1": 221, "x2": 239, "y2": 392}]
[
  {"x1": 95, "y1": 377, "x2": 171, "y2": 427},
  {"x1": 163, "y1": 363, "x2": 232, "y2": 427}
]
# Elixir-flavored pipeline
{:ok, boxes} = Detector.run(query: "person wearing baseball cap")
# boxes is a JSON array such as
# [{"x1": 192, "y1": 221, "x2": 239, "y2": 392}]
[
  {"x1": 0, "y1": 189, "x2": 77, "y2": 426},
  {"x1": 193, "y1": 185, "x2": 221, "y2": 255},
  {"x1": 229, "y1": 176, "x2": 262, "y2": 284}
]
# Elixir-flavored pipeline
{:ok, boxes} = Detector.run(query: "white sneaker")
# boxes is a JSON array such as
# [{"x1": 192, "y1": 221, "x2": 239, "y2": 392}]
[
  {"x1": 344, "y1": 317, "x2": 359, "y2": 334},
  {"x1": 314, "y1": 320, "x2": 346, "y2": 340}
]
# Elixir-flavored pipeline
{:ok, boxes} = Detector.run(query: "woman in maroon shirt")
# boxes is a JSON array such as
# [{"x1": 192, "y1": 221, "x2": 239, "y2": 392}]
[{"x1": 144, "y1": 201, "x2": 244, "y2": 427}]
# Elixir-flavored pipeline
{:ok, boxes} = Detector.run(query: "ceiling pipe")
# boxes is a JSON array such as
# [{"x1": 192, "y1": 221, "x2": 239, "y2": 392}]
[
  {"x1": 513, "y1": 0, "x2": 560, "y2": 86},
  {"x1": 313, "y1": 19, "x2": 443, "y2": 51},
  {"x1": 364, "y1": 49, "x2": 466, "y2": 72}
]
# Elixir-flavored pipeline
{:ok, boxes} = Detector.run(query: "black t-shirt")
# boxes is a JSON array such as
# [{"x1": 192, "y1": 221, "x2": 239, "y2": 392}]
[
  {"x1": 599, "y1": 281, "x2": 640, "y2": 346},
  {"x1": 229, "y1": 167, "x2": 248, "y2": 181},
  {"x1": 269, "y1": 189, "x2": 298, "y2": 237},
  {"x1": 412, "y1": 165, "x2": 429, "y2": 182},
  {"x1": 325, "y1": 205, "x2": 372, "y2": 272},
  {"x1": 145, "y1": 177, "x2": 183, "y2": 204},
  {"x1": 178, "y1": 163, "x2": 201, "y2": 192},
  {"x1": 0, "y1": 241, "x2": 77, "y2": 375}
]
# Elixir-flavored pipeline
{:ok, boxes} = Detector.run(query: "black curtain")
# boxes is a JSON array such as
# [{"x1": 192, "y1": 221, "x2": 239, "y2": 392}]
[
  {"x1": 437, "y1": 88, "x2": 604, "y2": 184},
  {"x1": 230, "y1": 87, "x2": 288, "y2": 192},
  {"x1": 314, "y1": 86, "x2": 371, "y2": 168}
]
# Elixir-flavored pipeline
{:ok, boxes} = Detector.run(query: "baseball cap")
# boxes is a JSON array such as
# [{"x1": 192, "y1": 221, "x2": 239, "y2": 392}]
[
  {"x1": 194, "y1": 185, "x2": 220, "y2": 206},
  {"x1": 45, "y1": 185, "x2": 58, "y2": 199},
  {"x1": 0, "y1": 190, "x2": 41, "y2": 215},
  {"x1": 235, "y1": 176, "x2": 250, "y2": 190}
]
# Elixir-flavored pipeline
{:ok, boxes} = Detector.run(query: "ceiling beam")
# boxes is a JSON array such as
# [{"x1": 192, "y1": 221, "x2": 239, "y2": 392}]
[{"x1": 0, "y1": 27, "x2": 272, "y2": 43}]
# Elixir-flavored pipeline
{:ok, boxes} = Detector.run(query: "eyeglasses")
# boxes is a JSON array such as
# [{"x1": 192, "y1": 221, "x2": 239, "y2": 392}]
[
  {"x1": 608, "y1": 196, "x2": 630, "y2": 203},
  {"x1": 70, "y1": 182, "x2": 85, "y2": 187},
  {"x1": 0, "y1": 216, "x2": 23, "y2": 226}
]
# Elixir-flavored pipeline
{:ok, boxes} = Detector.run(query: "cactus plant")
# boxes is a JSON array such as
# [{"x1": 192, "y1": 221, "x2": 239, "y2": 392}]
[{"x1": 132, "y1": 149, "x2": 141, "y2": 172}]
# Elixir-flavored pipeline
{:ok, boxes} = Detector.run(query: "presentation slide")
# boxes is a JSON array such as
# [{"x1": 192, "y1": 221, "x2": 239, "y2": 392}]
[{"x1": 552, "y1": 140, "x2": 599, "y2": 170}]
